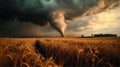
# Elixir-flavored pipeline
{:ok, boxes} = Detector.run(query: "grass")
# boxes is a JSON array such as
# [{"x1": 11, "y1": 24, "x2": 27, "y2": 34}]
[{"x1": 0, "y1": 37, "x2": 120, "y2": 67}]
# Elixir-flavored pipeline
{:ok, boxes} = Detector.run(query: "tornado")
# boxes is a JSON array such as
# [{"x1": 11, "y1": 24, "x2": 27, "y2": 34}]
[
  {"x1": 49, "y1": 11, "x2": 67, "y2": 37},
  {"x1": 0, "y1": 0, "x2": 120, "y2": 37}
]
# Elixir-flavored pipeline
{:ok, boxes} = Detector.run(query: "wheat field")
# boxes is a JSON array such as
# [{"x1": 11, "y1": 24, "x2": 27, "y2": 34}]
[{"x1": 0, "y1": 37, "x2": 120, "y2": 67}]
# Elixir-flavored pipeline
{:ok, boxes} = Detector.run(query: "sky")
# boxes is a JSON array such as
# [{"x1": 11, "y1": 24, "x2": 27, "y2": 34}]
[
  {"x1": 0, "y1": 0, "x2": 120, "y2": 37},
  {"x1": 70, "y1": 7, "x2": 120, "y2": 36}
]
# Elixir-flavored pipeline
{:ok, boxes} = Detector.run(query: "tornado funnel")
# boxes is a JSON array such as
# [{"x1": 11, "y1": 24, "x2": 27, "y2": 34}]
[{"x1": 50, "y1": 11, "x2": 67, "y2": 37}]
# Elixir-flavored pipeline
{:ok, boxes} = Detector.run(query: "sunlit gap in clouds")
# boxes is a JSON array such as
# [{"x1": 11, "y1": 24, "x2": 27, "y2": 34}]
[{"x1": 75, "y1": 7, "x2": 120, "y2": 36}]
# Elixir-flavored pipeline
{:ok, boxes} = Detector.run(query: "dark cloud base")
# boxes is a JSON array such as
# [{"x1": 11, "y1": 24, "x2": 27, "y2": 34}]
[{"x1": 0, "y1": 0, "x2": 120, "y2": 37}]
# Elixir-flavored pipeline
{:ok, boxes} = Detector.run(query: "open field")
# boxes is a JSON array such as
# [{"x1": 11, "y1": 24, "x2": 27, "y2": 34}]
[{"x1": 0, "y1": 37, "x2": 120, "y2": 67}]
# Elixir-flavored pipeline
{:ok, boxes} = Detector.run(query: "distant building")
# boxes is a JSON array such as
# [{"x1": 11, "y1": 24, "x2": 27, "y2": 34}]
[
  {"x1": 79, "y1": 33, "x2": 117, "y2": 38},
  {"x1": 81, "y1": 35, "x2": 84, "y2": 38},
  {"x1": 93, "y1": 34, "x2": 117, "y2": 37}
]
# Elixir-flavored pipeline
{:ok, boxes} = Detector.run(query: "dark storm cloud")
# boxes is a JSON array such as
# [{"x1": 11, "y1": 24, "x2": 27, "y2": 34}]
[
  {"x1": 0, "y1": 0, "x2": 120, "y2": 37},
  {"x1": 0, "y1": 20, "x2": 54, "y2": 37}
]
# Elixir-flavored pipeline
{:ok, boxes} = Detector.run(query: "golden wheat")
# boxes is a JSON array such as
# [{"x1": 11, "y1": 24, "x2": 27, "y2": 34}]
[
  {"x1": 0, "y1": 37, "x2": 120, "y2": 67},
  {"x1": 0, "y1": 38, "x2": 58, "y2": 67}
]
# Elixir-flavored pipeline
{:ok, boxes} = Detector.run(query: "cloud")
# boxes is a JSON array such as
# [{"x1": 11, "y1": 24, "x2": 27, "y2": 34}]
[
  {"x1": 75, "y1": 7, "x2": 120, "y2": 36},
  {"x1": 0, "y1": 0, "x2": 120, "y2": 37}
]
